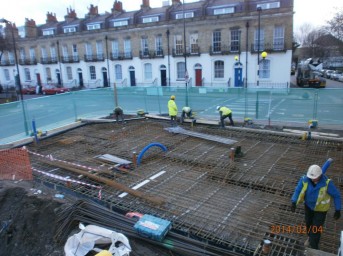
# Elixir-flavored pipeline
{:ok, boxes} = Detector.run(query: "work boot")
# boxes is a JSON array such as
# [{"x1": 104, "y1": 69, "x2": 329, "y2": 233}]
[{"x1": 304, "y1": 238, "x2": 309, "y2": 247}]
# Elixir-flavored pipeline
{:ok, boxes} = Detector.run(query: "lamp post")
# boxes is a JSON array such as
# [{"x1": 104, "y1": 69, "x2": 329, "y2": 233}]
[
  {"x1": 183, "y1": 0, "x2": 189, "y2": 106},
  {"x1": 257, "y1": 7, "x2": 262, "y2": 86},
  {"x1": 0, "y1": 18, "x2": 29, "y2": 135},
  {"x1": 56, "y1": 40, "x2": 63, "y2": 87},
  {"x1": 166, "y1": 29, "x2": 171, "y2": 87}
]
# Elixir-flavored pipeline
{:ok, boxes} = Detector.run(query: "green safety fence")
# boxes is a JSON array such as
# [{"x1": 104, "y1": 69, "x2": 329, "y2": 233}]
[{"x1": 1, "y1": 87, "x2": 343, "y2": 145}]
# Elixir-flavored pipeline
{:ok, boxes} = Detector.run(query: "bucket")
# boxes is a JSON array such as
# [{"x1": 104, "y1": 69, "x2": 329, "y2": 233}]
[{"x1": 262, "y1": 239, "x2": 271, "y2": 254}]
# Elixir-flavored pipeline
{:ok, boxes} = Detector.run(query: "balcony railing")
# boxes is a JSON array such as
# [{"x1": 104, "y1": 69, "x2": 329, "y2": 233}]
[
  {"x1": 61, "y1": 55, "x2": 80, "y2": 63},
  {"x1": 19, "y1": 58, "x2": 37, "y2": 65},
  {"x1": 110, "y1": 51, "x2": 133, "y2": 60},
  {"x1": 0, "y1": 60, "x2": 15, "y2": 66},
  {"x1": 209, "y1": 45, "x2": 239, "y2": 55},
  {"x1": 251, "y1": 42, "x2": 286, "y2": 53},
  {"x1": 172, "y1": 47, "x2": 200, "y2": 57},
  {"x1": 139, "y1": 49, "x2": 164, "y2": 59},
  {"x1": 84, "y1": 54, "x2": 105, "y2": 62},
  {"x1": 40, "y1": 57, "x2": 58, "y2": 64}
]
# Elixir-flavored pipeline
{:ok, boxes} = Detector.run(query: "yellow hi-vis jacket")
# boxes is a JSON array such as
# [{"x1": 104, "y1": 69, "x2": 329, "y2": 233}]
[
  {"x1": 168, "y1": 99, "x2": 178, "y2": 116},
  {"x1": 219, "y1": 106, "x2": 232, "y2": 116},
  {"x1": 296, "y1": 178, "x2": 331, "y2": 212}
]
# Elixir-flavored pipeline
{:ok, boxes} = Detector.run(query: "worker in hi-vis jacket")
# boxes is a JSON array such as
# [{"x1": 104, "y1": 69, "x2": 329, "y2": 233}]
[
  {"x1": 216, "y1": 106, "x2": 234, "y2": 128},
  {"x1": 168, "y1": 95, "x2": 178, "y2": 126},
  {"x1": 291, "y1": 164, "x2": 341, "y2": 249}
]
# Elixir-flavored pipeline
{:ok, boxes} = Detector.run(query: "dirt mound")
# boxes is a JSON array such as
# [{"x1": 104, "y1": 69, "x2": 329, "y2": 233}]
[
  {"x1": 0, "y1": 181, "x2": 176, "y2": 256},
  {"x1": 0, "y1": 185, "x2": 65, "y2": 256}
]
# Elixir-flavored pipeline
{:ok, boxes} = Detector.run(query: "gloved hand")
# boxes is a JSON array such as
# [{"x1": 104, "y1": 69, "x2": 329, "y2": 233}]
[
  {"x1": 291, "y1": 202, "x2": 296, "y2": 213},
  {"x1": 334, "y1": 210, "x2": 341, "y2": 220}
]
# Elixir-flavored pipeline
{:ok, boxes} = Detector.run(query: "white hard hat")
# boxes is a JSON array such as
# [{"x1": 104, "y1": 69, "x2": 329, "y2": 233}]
[
  {"x1": 307, "y1": 165, "x2": 322, "y2": 179},
  {"x1": 216, "y1": 106, "x2": 220, "y2": 110}
]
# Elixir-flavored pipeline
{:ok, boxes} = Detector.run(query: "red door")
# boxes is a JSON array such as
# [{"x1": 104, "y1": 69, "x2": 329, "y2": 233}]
[{"x1": 195, "y1": 69, "x2": 202, "y2": 86}]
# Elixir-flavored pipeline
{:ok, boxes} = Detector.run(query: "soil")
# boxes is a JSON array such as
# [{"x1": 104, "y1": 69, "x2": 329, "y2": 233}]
[{"x1": 0, "y1": 180, "x2": 175, "y2": 256}]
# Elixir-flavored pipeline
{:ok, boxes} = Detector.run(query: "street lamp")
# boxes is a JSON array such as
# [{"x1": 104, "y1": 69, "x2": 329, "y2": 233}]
[
  {"x1": 257, "y1": 7, "x2": 262, "y2": 86},
  {"x1": 183, "y1": 0, "x2": 189, "y2": 106},
  {"x1": 166, "y1": 29, "x2": 171, "y2": 87},
  {"x1": 0, "y1": 18, "x2": 29, "y2": 135}
]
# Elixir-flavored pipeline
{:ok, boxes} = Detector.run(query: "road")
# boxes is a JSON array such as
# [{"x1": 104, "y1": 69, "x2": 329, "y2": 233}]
[{"x1": 1, "y1": 79, "x2": 343, "y2": 144}]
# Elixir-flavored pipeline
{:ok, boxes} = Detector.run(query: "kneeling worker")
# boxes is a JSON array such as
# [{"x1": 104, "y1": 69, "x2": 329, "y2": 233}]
[
  {"x1": 114, "y1": 106, "x2": 124, "y2": 123},
  {"x1": 216, "y1": 106, "x2": 234, "y2": 128},
  {"x1": 181, "y1": 106, "x2": 194, "y2": 124}
]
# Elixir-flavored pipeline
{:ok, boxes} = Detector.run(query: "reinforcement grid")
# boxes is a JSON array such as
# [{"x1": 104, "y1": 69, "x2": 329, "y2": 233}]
[{"x1": 27, "y1": 119, "x2": 343, "y2": 255}]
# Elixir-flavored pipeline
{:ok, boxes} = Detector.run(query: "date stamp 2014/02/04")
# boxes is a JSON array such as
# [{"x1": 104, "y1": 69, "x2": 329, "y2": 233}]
[{"x1": 270, "y1": 225, "x2": 323, "y2": 234}]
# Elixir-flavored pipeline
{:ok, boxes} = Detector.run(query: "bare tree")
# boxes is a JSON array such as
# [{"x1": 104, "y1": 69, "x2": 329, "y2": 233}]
[
  {"x1": 294, "y1": 23, "x2": 315, "y2": 47},
  {"x1": 0, "y1": 29, "x2": 13, "y2": 62},
  {"x1": 327, "y1": 9, "x2": 343, "y2": 41}
]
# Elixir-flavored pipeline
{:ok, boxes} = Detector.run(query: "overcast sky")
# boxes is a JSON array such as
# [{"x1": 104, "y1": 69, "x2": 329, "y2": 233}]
[{"x1": 0, "y1": 0, "x2": 342, "y2": 28}]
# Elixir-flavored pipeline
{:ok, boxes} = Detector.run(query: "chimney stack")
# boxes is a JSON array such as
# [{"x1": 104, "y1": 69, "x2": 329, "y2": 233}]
[
  {"x1": 172, "y1": 0, "x2": 181, "y2": 5},
  {"x1": 87, "y1": 4, "x2": 99, "y2": 18},
  {"x1": 24, "y1": 18, "x2": 37, "y2": 38},
  {"x1": 141, "y1": 0, "x2": 150, "y2": 9},
  {"x1": 112, "y1": 1, "x2": 124, "y2": 14},
  {"x1": 65, "y1": 7, "x2": 77, "y2": 22},
  {"x1": 46, "y1": 12, "x2": 57, "y2": 23}
]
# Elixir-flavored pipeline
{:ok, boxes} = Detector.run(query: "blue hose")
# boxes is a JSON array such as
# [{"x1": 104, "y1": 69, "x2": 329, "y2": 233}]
[
  {"x1": 321, "y1": 158, "x2": 333, "y2": 175},
  {"x1": 137, "y1": 143, "x2": 167, "y2": 166}
]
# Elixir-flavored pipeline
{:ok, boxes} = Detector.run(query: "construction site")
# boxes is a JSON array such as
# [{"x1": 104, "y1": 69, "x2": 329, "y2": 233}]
[{"x1": 1, "y1": 116, "x2": 343, "y2": 256}]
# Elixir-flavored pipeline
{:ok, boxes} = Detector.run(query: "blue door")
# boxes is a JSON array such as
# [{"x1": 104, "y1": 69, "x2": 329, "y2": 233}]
[{"x1": 234, "y1": 67, "x2": 242, "y2": 87}]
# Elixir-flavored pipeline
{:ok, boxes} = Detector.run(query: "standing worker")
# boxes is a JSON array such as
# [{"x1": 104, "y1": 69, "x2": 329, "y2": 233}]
[
  {"x1": 180, "y1": 106, "x2": 193, "y2": 124},
  {"x1": 291, "y1": 164, "x2": 341, "y2": 249},
  {"x1": 168, "y1": 95, "x2": 178, "y2": 126},
  {"x1": 216, "y1": 106, "x2": 234, "y2": 128},
  {"x1": 114, "y1": 106, "x2": 124, "y2": 124}
]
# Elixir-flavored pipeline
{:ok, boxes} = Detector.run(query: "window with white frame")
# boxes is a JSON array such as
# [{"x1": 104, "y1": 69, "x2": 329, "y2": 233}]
[
  {"x1": 213, "y1": 31, "x2": 221, "y2": 52},
  {"x1": 113, "y1": 19, "x2": 128, "y2": 27},
  {"x1": 87, "y1": 23, "x2": 101, "y2": 30},
  {"x1": 41, "y1": 47, "x2": 47, "y2": 58},
  {"x1": 8, "y1": 52, "x2": 14, "y2": 64},
  {"x1": 63, "y1": 27, "x2": 76, "y2": 33},
  {"x1": 111, "y1": 40, "x2": 119, "y2": 58},
  {"x1": 62, "y1": 45, "x2": 68, "y2": 60},
  {"x1": 46, "y1": 67, "x2": 52, "y2": 81},
  {"x1": 89, "y1": 66, "x2": 96, "y2": 80},
  {"x1": 141, "y1": 38, "x2": 149, "y2": 56},
  {"x1": 124, "y1": 39, "x2": 131, "y2": 58},
  {"x1": 254, "y1": 28, "x2": 265, "y2": 51},
  {"x1": 24, "y1": 68, "x2": 31, "y2": 81},
  {"x1": 115, "y1": 64, "x2": 122, "y2": 80},
  {"x1": 214, "y1": 60, "x2": 224, "y2": 78},
  {"x1": 177, "y1": 62, "x2": 185, "y2": 80},
  {"x1": 230, "y1": 29, "x2": 240, "y2": 52},
  {"x1": 42, "y1": 29, "x2": 54, "y2": 36},
  {"x1": 190, "y1": 34, "x2": 199, "y2": 54},
  {"x1": 66, "y1": 67, "x2": 72, "y2": 80},
  {"x1": 176, "y1": 12, "x2": 194, "y2": 19},
  {"x1": 72, "y1": 44, "x2": 78, "y2": 60},
  {"x1": 4, "y1": 69, "x2": 10, "y2": 81},
  {"x1": 96, "y1": 41, "x2": 103, "y2": 59},
  {"x1": 20, "y1": 48, "x2": 25, "y2": 60},
  {"x1": 144, "y1": 63, "x2": 152, "y2": 80},
  {"x1": 29, "y1": 48, "x2": 35, "y2": 61},
  {"x1": 260, "y1": 59, "x2": 270, "y2": 79},
  {"x1": 273, "y1": 26, "x2": 284, "y2": 50},
  {"x1": 50, "y1": 47, "x2": 57, "y2": 61},
  {"x1": 142, "y1": 16, "x2": 159, "y2": 23},
  {"x1": 214, "y1": 7, "x2": 235, "y2": 15},
  {"x1": 155, "y1": 36, "x2": 163, "y2": 56},
  {"x1": 257, "y1": 2, "x2": 280, "y2": 10},
  {"x1": 85, "y1": 43, "x2": 92, "y2": 60},
  {"x1": 175, "y1": 35, "x2": 183, "y2": 55}
]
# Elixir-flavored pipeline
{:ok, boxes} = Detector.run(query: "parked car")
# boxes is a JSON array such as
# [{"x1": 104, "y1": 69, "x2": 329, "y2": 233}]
[
  {"x1": 331, "y1": 70, "x2": 343, "y2": 81},
  {"x1": 42, "y1": 85, "x2": 70, "y2": 95},
  {"x1": 338, "y1": 74, "x2": 343, "y2": 82},
  {"x1": 21, "y1": 85, "x2": 36, "y2": 94},
  {"x1": 324, "y1": 70, "x2": 334, "y2": 79}
]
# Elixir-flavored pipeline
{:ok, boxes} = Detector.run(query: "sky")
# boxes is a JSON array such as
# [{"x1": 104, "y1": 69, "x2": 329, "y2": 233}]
[{"x1": 0, "y1": 0, "x2": 342, "y2": 28}]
